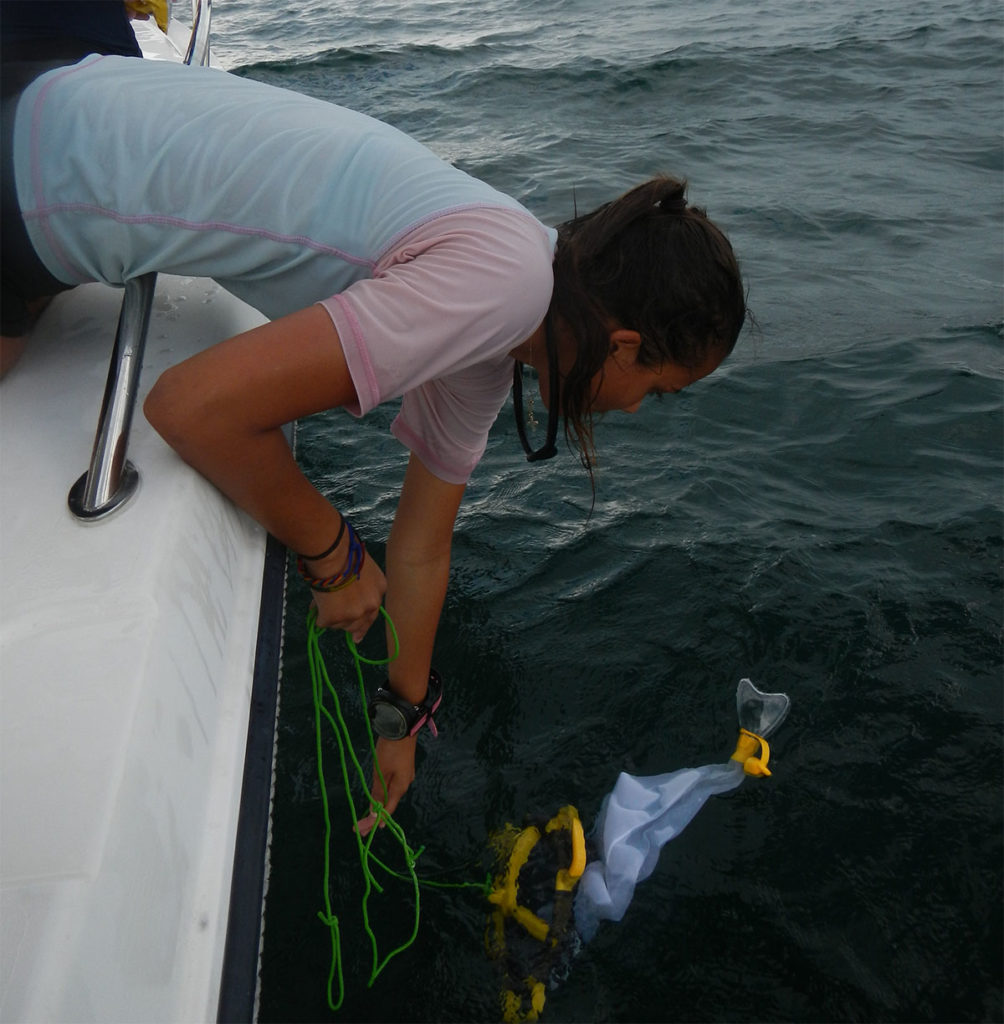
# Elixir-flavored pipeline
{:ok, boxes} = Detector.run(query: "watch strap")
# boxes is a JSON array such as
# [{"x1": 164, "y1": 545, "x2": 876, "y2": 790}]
[{"x1": 370, "y1": 669, "x2": 443, "y2": 739}]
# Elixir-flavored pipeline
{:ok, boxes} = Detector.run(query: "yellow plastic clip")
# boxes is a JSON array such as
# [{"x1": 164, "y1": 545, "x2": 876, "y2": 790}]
[
  {"x1": 488, "y1": 826, "x2": 540, "y2": 916},
  {"x1": 501, "y1": 977, "x2": 546, "y2": 1023},
  {"x1": 730, "y1": 727, "x2": 772, "y2": 776},
  {"x1": 545, "y1": 805, "x2": 586, "y2": 891},
  {"x1": 487, "y1": 826, "x2": 552, "y2": 941}
]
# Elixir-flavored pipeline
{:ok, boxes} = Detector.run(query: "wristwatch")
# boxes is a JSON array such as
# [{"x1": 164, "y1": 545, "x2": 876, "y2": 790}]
[{"x1": 368, "y1": 669, "x2": 443, "y2": 740}]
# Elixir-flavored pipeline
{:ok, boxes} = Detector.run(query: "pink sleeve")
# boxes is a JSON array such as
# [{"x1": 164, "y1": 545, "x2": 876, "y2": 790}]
[{"x1": 318, "y1": 207, "x2": 555, "y2": 482}]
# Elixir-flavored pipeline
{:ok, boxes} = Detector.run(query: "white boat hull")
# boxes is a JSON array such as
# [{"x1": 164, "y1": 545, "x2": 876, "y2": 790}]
[{"x1": 1, "y1": 276, "x2": 276, "y2": 1022}]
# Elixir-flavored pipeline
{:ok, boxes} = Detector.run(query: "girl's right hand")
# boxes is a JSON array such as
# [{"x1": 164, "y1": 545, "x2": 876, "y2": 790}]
[{"x1": 310, "y1": 552, "x2": 387, "y2": 643}]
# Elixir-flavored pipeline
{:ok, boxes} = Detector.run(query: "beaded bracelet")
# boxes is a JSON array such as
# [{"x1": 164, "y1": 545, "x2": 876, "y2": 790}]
[{"x1": 296, "y1": 520, "x2": 366, "y2": 593}]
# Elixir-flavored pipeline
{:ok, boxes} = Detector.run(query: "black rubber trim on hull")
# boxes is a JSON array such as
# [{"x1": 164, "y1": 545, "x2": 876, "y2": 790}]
[{"x1": 217, "y1": 528, "x2": 288, "y2": 1024}]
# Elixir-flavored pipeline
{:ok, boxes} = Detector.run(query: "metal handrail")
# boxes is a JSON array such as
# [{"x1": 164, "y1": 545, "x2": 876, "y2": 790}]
[
  {"x1": 68, "y1": 2, "x2": 213, "y2": 521},
  {"x1": 68, "y1": 273, "x2": 157, "y2": 520},
  {"x1": 184, "y1": 0, "x2": 212, "y2": 67}
]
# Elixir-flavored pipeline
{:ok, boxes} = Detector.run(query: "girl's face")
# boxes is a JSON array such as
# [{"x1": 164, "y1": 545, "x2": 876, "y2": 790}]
[{"x1": 587, "y1": 332, "x2": 724, "y2": 413}]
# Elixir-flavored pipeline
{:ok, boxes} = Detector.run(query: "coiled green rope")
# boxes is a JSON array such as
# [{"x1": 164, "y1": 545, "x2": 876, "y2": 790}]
[{"x1": 306, "y1": 607, "x2": 489, "y2": 1011}]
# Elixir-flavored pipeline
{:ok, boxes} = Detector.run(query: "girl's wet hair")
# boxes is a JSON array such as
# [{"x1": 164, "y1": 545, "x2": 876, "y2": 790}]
[{"x1": 549, "y1": 175, "x2": 747, "y2": 469}]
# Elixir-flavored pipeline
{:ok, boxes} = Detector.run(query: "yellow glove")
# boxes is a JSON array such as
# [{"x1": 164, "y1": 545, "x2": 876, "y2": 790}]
[{"x1": 125, "y1": 0, "x2": 169, "y2": 33}]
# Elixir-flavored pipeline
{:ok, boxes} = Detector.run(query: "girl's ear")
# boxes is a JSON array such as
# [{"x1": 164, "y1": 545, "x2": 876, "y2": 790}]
[{"x1": 608, "y1": 328, "x2": 642, "y2": 363}]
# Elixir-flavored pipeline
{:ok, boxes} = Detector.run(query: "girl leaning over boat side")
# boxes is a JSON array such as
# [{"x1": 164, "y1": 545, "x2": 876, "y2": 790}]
[{"x1": 0, "y1": 53, "x2": 745, "y2": 833}]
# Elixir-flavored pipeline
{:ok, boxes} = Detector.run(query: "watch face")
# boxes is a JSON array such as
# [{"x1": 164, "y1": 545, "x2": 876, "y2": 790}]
[{"x1": 370, "y1": 698, "x2": 408, "y2": 740}]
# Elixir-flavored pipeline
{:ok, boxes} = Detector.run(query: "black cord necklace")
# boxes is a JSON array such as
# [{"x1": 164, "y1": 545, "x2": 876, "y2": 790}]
[{"x1": 512, "y1": 320, "x2": 559, "y2": 461}]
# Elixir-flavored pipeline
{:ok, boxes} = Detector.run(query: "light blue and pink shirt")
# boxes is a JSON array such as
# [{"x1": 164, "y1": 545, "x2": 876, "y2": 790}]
[{"x1": 13, "y1": 55, "x2": 557, "y2": 483}]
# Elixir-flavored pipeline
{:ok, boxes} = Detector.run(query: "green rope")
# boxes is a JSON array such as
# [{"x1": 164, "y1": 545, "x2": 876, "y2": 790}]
[{"x1": 306, "y1": 607, "x2": 489, "y2": 1012}]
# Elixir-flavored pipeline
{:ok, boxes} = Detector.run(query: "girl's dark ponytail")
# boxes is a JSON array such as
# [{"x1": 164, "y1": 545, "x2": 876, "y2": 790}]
[{"x1": 548, "y1": 175, "x2": 746, "y2": 473}]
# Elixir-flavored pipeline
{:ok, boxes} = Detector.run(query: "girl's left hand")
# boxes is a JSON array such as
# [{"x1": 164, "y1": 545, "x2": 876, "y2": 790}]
[{"x1": 311, "y1": 552, "x2": 387, "y2": 643}]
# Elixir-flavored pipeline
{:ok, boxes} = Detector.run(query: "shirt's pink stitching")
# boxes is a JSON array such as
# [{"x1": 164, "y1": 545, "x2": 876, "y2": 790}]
[
  {"x1": 29, "y1": 58, "x2": 105, "y2": 280},
  {"x1": 391, "y1": 416, "x2": 474, "y2": 485},
  {"x1": 23, "y1": 204, "x2": 378, "y2": 271},
  {"x1": 330, "y1": 294, "x2": 381, "y2": 409},
  {"x1": 375, "y1": 202, "x2": 535, "y2": 264}
]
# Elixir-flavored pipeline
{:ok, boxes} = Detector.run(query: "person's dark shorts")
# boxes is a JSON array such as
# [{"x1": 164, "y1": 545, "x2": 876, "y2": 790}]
[{"x1": 1, "y1": 26, "x2": 144, "y2": 337}]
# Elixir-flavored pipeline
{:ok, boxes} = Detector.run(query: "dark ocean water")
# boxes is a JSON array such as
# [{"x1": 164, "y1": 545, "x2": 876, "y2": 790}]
[{"x1": 212, "y1": 1, "x2": 1002, "y2": 1020}]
